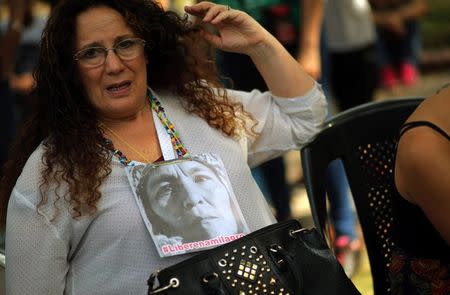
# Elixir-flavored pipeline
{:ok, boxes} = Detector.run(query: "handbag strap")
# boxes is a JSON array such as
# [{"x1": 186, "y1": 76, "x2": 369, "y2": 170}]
[
  {"x1": 201, "y1": 273, "x2": 227, "y2": 295},
  {"x1": 268, "y1": 244, "x2": 303, "y2": 294}
]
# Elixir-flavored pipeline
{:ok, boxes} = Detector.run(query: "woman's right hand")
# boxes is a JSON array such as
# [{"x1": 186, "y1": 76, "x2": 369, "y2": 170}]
[
  {"x1": 184, "y1": 2, "x2": 272, "y2": 56},
  {"x1": 186, "y1": 1, "x2": 315, "y2": 98}
]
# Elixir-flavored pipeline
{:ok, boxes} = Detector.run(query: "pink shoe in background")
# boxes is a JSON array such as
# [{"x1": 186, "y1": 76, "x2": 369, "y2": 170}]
[
  {"x1": 400, "y1": 62, "x2": 418, "y2": 86},
  {"x1": 380, "y1": 65, "x2": 398, "y2": 89},
  {"x1": 334, "y1": 235, "x2": 362, "y2": 278}
]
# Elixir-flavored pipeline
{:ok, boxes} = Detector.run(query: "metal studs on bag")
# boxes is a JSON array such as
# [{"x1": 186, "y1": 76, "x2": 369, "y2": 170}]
[{"x1": 207, "y1": 244, "x2": 291, "y2": 295}]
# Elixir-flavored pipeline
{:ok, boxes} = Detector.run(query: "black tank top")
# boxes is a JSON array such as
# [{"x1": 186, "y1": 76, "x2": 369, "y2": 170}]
[{"x1": 392, "y1": 121, "x2": 450, "y2": 261}]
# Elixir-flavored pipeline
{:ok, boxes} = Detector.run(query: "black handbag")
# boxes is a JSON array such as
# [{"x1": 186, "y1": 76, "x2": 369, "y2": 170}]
[{"x1": 147, "y1": 219, "x2": 361, "y2": 294}]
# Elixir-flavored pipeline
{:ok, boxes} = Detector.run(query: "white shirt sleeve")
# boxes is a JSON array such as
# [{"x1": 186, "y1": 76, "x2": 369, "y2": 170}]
[
  {"x1": 5, "y1": 189, "x2": 68, "y2": 295},
  {"x1": 228, "y1": 82, "x2": 327, "y2": 167}
]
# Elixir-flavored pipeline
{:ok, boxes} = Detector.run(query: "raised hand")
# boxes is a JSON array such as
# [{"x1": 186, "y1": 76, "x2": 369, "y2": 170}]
[
  {"x1": 184, "y1": 2, "x2": 270, "y2": 56},
  {"x1": 186, "y1": 1, "x2": 314, "y2": 98}
]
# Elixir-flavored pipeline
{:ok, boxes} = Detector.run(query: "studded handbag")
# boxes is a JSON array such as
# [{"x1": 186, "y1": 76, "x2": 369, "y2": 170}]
[{"x1": 147, "y1": 219, "x2": 361, "y2": 295}]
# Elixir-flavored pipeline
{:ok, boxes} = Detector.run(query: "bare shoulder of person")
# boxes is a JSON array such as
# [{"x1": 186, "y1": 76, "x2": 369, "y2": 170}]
[
  {"x1": 408, "y1": 84, "x2": 450, "y2": 124},
  {"x1": 396, "y1": 126, "x2": 449, "y2": 203},
  {"x1": 435, "y1": 82, "x2": 450, "y2": 94}
]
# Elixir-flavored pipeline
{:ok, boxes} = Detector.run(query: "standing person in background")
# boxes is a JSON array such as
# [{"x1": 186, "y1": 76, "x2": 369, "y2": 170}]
[
  {"x1": 0, "y1": 0, "x2": 59, "y2": 171},
  {"x1": 325, "y1": 0, "x2": 378, "y2": 111},
  {"x1": 212, "y1": 2, "x2": 364, "y2": 278},
  {"x1": 213, "y1": 0, "x2": 324, "y2": 221},
  {"x1": 322, "y1": 0, "x2": 378, "y2": 277},
  {"x1": 0, "y1": 0, "x2": 35, "y2": 251},
  {"x1": 0, "y1": 0, "x2": 34, "y2": 80},
  {"x1": 370, "y1": 0, "x2": 428, "y2": 89},
  {"x1": 0, "y1": 1, "x2": 49, "y2": 125},
  {"x1": 0, "y1": 0, "x2": 33, "y2": 172}
]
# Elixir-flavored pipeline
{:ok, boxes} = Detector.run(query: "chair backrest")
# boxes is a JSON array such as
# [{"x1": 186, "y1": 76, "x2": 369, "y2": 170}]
[{"x1": 301, "y1": 98, "x2": 424, "y2": 295}]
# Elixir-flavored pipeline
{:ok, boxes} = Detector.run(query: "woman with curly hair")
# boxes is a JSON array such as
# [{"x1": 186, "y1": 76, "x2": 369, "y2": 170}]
[{"x1": 0, "y1": 0, "x2": 326, "y2": 293}]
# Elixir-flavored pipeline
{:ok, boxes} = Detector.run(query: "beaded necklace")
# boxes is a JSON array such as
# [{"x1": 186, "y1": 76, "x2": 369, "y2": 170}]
[
  {"x1": 104, "y1": 92, "x2": 190, "y2": 166},
  {"x1": 149, "y1": 92, "x2": 190, "y2": 159}
]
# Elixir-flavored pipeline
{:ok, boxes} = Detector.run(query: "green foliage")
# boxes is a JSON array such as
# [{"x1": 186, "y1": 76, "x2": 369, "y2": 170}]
[{"x1": 421, "y1": 0, "x2": 450, "y2": 48}]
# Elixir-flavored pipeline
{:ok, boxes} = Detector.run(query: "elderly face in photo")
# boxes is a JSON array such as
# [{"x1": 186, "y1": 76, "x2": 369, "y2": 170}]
[{"x1": 137, "y1": 157, "x2": 242, "y2": 243}]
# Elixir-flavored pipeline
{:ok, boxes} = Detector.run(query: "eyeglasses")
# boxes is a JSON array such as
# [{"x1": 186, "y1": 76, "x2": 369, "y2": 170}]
[{"x1": 73, "y1": 38, "x2": 146, "y2": 68}]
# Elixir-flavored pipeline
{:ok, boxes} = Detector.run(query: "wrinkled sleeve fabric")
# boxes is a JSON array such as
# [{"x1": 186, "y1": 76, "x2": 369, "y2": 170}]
[
  {"x1": 229, "y1": 82, "x2": 327, "y2": 167},
  {"x1": 6, "y1": 179, "x2": 69, "y2": 294}
]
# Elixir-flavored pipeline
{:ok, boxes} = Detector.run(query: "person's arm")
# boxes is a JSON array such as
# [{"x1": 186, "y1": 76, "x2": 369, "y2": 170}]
[
  {"x1": 5, "y1": 190, "x2": 68, "y2": 294},
  {"x1": 372, "y1": 10, "x2": 405, "y2": 35},
  {"x1": 395, "y1": 86, "x2": 450, "y2": 245},
  {"x1": 297, "y1": 0, "x2": 324, "y2": 80},
  {"x1": 371, "y1": 0, "x2": 427, "y2": 35},
  {"x1": 185, "y1": 1, "x2": 315, "y2": 98},
  {"x1": 395, "y1": 0, "x2": 428, "y2": 21},
  {"x1": 395, "y1": 126, "x2": 450, "y2": 245},
  {"x1": 228, "y1": 87, "x2": 327, "y2": 167}
]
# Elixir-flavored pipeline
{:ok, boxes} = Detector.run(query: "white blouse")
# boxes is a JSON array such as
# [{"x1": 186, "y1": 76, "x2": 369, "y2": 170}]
[{"x1": 5, "y1": 84, "x2": 326, "y2": 295}]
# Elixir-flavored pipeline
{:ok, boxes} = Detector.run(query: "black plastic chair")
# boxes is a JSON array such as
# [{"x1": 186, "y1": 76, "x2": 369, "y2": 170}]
[{"x1": 300, "y1": 98, "x2": 424, "y2": 295}]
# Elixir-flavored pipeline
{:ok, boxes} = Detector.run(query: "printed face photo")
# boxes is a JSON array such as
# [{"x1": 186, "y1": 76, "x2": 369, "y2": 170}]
[{"x1": 132, "y1": 154, "x2": 248, "y2": 250}]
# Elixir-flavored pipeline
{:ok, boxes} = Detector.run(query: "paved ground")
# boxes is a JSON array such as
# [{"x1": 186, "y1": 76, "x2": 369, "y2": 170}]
[
  {"x1": 281, "y1": 68, "x2": 450, "y2": 294},
  {"x1": 375, "y1": 68, "x2": 450, "y2": 101}
]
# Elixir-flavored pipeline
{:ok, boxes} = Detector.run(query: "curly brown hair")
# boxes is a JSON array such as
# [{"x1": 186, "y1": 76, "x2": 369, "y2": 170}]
[{"x1": 0, "y1": 0, "x2": 255, "y2": 227}]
